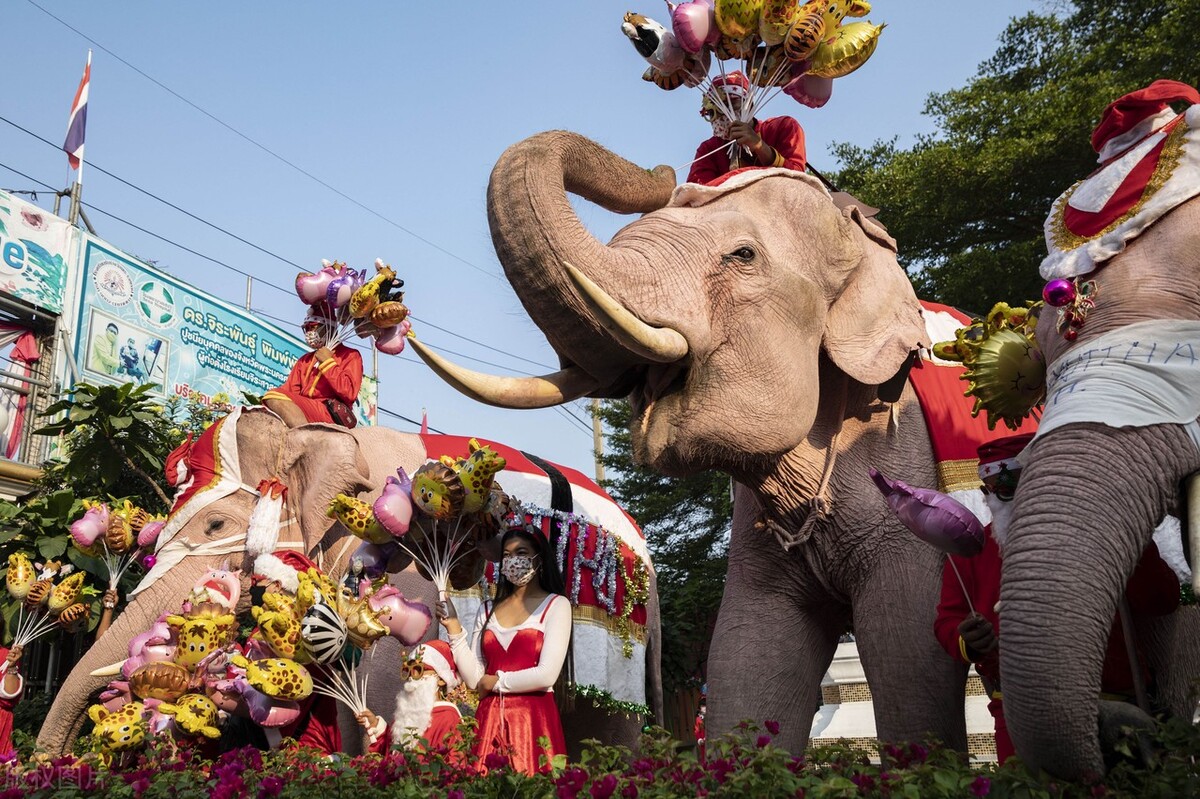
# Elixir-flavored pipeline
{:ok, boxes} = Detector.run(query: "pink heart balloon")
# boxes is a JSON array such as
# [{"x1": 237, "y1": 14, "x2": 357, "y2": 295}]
[
  {"x1": 375, "y1": 320, "x2": 411, "y2": 355},
  {"x1": 672, "y1": 0, "x2": 719, "y2": 53},
  {"x1": 137, "y1": 520, "x2": 166, "y2": 550},
  {"x1": 869, "y1": 468, "x2": 985, "y2": 557},
  {"x1": 368, "y1": 586, "x2": 432, "y2": 646},
  {"x1": 295, "y1": 271, "x2": 334, "y2": 305},
  {"x1": 783, "y1": 72, "x2": 832, "y2": 109}
]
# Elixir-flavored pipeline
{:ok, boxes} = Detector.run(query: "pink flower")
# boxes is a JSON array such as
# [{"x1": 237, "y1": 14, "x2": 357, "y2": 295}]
[
  {"x1": 590, "y1": 774, "x2": 618, "y2": 799},
  {"x1": 484, "y1": 752, "x2": 510, "y2": 772},
  {"x1": 259, "y1": 775, "x2": 284, "y2": 798},
  {"x1": 447, "y1": 791, "x2": 466, "y2": 799},
  {"x1": 764, "y1": 719, "x2": 780, "y2": 735},
  {"x1": 756, "y1": 735, "x2": 771, "y2": 748},
  {"x1": 621, "y1": 784, "x2": 639, "y2": 799},
  {"x1": 970, "y1": 775, "x2": 991, "y2": 796}
]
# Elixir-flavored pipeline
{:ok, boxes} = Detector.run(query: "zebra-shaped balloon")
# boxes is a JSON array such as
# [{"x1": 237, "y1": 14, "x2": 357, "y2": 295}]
[{"x1": 300, "y1": 602, "x2": 347, "y2": 664}]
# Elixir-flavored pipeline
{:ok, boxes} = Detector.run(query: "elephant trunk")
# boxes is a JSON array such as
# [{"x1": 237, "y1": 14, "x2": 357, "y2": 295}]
[
  {"x1": 37, "y1": 559, "x2": 223, "y2": 755},
  {"x1": 486, "y1": 131, "x2": 677, "y2": 389},
  {"x1": 999, "y1": 423, "x2": 1197, "y2": 778}
]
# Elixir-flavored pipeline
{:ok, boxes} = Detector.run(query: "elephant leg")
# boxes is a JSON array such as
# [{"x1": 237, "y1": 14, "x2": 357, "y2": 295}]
[
  {"x1": 706, "y1": 492, "x2": 848, "y2": 750},
  {"x1": 1000, "y1": 422, "x2": 1200, "y2": 778},
  {"x1": 852, "y1": 543, "x2": 968, "y2": 751}
]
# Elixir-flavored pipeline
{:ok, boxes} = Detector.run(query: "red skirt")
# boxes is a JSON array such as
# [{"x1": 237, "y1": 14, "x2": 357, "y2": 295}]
[{"x1": 473, "y1": 691, "x2": 565, "y2": 775}]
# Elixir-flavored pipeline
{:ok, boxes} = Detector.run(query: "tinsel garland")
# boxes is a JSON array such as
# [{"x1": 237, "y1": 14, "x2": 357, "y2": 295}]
[
  {"x1": 570, "y1": 683, "x2": 651, "y2": 718},
  {"x1": 1182, "y1": 582, "x2": 1196, "y2": 607},
  {"x1": 618, "y1": 559, "x2": 651, "y2": 658}
]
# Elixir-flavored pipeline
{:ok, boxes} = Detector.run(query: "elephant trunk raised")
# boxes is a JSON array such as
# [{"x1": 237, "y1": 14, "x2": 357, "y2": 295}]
[{"x1": 999, "y1": 422, "x2": 1200, "y2": 776}]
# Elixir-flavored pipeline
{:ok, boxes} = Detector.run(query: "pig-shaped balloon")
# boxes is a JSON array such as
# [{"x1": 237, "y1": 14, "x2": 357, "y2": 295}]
[
  {"x1": 187, "y1": 565, "x2": 242, "y2": 611},
  {"x1": 672, "y1": 0, "x2": 721, "y2": 53},
  {"x1": 367, "y1": 585, "x2": 432, "y2": 646},
  {"x1": 374, "y1": 319, "x2": 412, "y2": 355},
  {"x1": 137, "y1": 519, "x2": 166, "y2": 550},
  {"x1": 71, "y1": 503, "x2": 110, "y2": 549},
  {"x1": 119, "y1": 615, "x2": 178, "y2": 679}
]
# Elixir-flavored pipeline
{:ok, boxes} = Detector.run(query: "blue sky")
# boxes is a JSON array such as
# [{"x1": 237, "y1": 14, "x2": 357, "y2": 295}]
[{"x1": 2, "y1": 1, "x2": 1042, "y2": 476}]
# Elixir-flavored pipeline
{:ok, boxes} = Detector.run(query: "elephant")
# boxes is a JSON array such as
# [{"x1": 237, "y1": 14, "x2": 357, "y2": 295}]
[
  {"x1": 409, "y1": 130, "x2": 987, "y2": 753},
  {"x1": 38, "y1": 407, "x2": 662, "y2": 758},
  {"x1": 994, "y1": 191, "x2": 1200, "y2": 776}
]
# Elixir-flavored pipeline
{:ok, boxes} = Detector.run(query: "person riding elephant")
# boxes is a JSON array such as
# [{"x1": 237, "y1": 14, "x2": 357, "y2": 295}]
[{"x1": 263, "y1": 306, "x2": 362, "y2": 429}]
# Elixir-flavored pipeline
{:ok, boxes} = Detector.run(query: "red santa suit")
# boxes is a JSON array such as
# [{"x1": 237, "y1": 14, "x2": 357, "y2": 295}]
[
  {"x1": 686, "y1": 71, "x2": 806, "y2": 185},
  {"x1": 250, "y1": 550, "x2": 343, "y2": 755},
  {"x1": 366, "y1": 639, "x2": 463, "y2": 756},
  {"x1": 934, "y1": 435, "x2": 1181, "y2": 763},
  {"x1": 262, "y1": 343, "x2": 362, "y2": 425}
]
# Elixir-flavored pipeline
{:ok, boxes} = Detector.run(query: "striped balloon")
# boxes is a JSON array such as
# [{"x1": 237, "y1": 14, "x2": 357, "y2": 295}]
[{"x1": 300, "y1": 602, "x2": 347, "y2": 664}]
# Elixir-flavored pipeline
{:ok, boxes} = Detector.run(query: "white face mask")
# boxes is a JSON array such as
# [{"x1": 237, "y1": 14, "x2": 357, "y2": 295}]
[
  {"x1": 501, "y1": 554, "x2": 537, "y2": 586},
  {"x1": 711, "y1": 116, "x2": 732, "y2": 140},
  {"x1": 303, "y1": 325, "x2": 326, "y2": 349}
]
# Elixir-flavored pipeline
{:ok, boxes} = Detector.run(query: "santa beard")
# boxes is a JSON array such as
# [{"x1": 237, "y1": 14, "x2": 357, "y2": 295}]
[
  {"x1": 391, "y1": 674, "x2": 439, "y2": 748},
  {"x1": 985, "y1": 493, "x2": 1015, "y2": 550}
]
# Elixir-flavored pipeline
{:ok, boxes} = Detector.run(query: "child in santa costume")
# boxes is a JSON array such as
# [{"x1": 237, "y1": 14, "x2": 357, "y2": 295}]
[
  {"x1": 934, "y1": 434, "x2": 1179, "y2": 763},
  {"x1": 356, "y1": 640, "x2": 464, "y2": 754},
  {"x1": 249, "y1": 549, "x2": 343, "y2": 755}
]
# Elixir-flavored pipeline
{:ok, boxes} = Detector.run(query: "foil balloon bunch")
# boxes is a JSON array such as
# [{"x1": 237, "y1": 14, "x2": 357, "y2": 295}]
[
  {"x1": 623, "y1": 0, "x2": 885, "y2": 114},
  {"x1": 328, "y1": 438, "x2": 510, "y2": 599},
  {"x1": 5, "y1": 553, "x2": 93, "y2": 649},
  {"x1": 70, "y1": 499, "x2": 165, "y2": 592},
  {"x1": 294, "y1": 258, "x2": 412, "y2": 355},
  {"x1": 86, "y1": 565, "x2": 315, "y2": 762},
  {"x1": 932, "y1": 302, "x2": 1046, "y2": 431}
]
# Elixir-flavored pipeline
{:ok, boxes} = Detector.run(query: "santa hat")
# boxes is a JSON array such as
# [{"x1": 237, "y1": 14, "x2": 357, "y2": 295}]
[
  {"x1": 1091, "y1": 80, "x2": 1200, "y2": 162},
  {"x1": 252, "y1": 549, "x2": 316, "y2": 594},
  {"x1": 419, "y1": 640, "x2": 460, "y2": 690},
  {"x1": 977, "y1": 433, "x2": 1035, "y2": 480},
  {"x1": 303, "y1": 304, "x2": 336, "y2": 328},
  {"x1": 703, "y1": 71, "x2": 750, "y2": 112}
]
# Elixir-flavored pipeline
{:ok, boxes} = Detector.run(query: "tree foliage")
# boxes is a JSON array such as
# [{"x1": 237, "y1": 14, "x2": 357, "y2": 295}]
[
  {"x1": 595, "y1": 401, "x2": 731, "y2": 694},
  {"x1": 832, "y1": 0, "x2": 1200, "y2": 313}
]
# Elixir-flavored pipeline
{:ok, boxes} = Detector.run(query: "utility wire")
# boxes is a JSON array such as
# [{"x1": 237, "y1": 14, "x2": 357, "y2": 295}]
[
  {"x1": 0, "y1": 152, "x2": 555, "y2": 374},
  {"x1": 23, "y1": 0, "x2": 504, "y2": 283},
  {"x1": 377, "y1": 407, "x2": 446, "y2": 435}
]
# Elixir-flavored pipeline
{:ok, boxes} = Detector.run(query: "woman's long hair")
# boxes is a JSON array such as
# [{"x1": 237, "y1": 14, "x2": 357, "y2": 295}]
[{"x1": 483, "y1": 524, "x2": 573, "y2": 707}]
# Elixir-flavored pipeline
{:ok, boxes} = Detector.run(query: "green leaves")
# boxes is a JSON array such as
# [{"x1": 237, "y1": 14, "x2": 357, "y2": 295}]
[{"x1": 831, "y1": 0, "x2": 1200, "y2": 313}]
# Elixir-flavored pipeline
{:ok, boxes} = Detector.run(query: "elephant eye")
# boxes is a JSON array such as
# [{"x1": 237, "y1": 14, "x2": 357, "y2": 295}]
[
  {"x1": 726, "y1": 246, "x2": 756, "y2": 263},
  {"x1": 206, "y1": 517, "x2": 226, "y2": 534}
]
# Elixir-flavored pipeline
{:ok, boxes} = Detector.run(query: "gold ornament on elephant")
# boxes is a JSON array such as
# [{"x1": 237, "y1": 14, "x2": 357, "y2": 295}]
[{"x1": 933, "y1": 301, "x2": 1046, "y2": 431}]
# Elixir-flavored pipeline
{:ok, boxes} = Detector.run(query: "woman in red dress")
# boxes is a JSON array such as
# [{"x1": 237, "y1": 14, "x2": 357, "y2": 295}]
[
  {"x1": 438, "y1": 525, "x2": 570, "y2": 775},
  {"x1": 0, "y1": 642, "x2": 24, "y2": 756}
]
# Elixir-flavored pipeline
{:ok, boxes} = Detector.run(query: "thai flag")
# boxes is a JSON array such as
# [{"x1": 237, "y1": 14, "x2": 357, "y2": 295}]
[{"x1": 63, "y1": 53, "x2": 90, "y2": 171}]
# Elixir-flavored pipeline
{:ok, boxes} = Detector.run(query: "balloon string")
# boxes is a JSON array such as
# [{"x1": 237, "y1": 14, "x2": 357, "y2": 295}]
[
  {"x1": 674, "y1": 140, "x2": 737, "y2": 175},
  {"x1": 944, "y1": 553, "x2": 976, "y2": 616}
]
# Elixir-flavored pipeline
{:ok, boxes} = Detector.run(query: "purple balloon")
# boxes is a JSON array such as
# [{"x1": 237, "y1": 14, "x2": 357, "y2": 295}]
[
  {"x1": 672, "y1": 0, "x2": 719, "y2": 53},
  {"x1": 373, "y1": 472, "x2": 413, "y2": 537},
  {"x1": 869, "y1": 468, "x2": 985, "y2": 557},
  {"x1": 350, "y1": 541, "x2": 389, "y2": 579}
]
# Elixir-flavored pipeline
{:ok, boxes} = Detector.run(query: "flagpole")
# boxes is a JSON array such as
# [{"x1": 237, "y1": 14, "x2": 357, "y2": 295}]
[{"x1": 67, "y1": 50, "x2": 91, "y2": 226}]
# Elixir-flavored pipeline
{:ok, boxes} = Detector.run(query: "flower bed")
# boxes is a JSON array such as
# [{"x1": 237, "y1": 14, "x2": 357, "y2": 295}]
[{"x1": 3, "y1": 720, "x2": 1198, "y2": 798}]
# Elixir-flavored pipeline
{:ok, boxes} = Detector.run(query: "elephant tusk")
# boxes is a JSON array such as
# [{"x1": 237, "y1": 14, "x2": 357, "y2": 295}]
[
  {"x1": 408, "y1": 336, "x2": 600, "y2": 409},
  {"x1": 1189, "y1": 474, "x2": 1200, "y2": 593},
  {"x1": 563, "y1": 262, "x2": 688, "y2": 364},
  {"x1": 90, "y1": 660, "x2": 127, "y2": 678}
]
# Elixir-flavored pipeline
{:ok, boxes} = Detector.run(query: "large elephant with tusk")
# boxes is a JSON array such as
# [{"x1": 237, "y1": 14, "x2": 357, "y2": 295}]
[
  {"x1": 414, "y1": 129, "x2": 1200, "y2": 774},
  {"x1": 411, "y1": 130, "x2": 986, "y2": 752},
  {"x1": 38, "y1": 408, "x2": 661, "y2": 757}
]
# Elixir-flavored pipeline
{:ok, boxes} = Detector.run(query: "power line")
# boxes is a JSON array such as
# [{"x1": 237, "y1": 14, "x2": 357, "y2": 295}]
[
  {"x1": 0, "y1": 116, "x2": 557, "y2": 375},
  {"x1": 24, "y1": 0, "x2": 504, "y2": 283},
  {"x1": 376, "y1": 407, "x2": 446, "y2": 435}
]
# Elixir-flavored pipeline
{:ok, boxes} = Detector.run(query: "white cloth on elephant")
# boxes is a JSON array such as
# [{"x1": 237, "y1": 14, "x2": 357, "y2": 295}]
[
  {"x1": 448, "y1": 594, "x2": 571, "y2": 694},
  {"x1": 1031, "y1": 320, "x2": 1200, "y2": 452},
  {"x1": 1153, "y1": 515, "x2": 1192, "y2": 583}
]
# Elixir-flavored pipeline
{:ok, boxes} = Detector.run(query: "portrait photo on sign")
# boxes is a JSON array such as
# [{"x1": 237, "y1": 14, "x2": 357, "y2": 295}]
[{"x1": 83, "y1": 308, "x2": 170, "y2": 387}]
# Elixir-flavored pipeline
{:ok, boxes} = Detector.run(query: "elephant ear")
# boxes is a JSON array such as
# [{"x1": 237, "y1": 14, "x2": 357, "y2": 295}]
[
  {"x1": 282, "y1": 426, "x2": 372, "y2": 551},
  {"x1": 822, "y1": 205, "x2": 929, "y2": 387}
]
